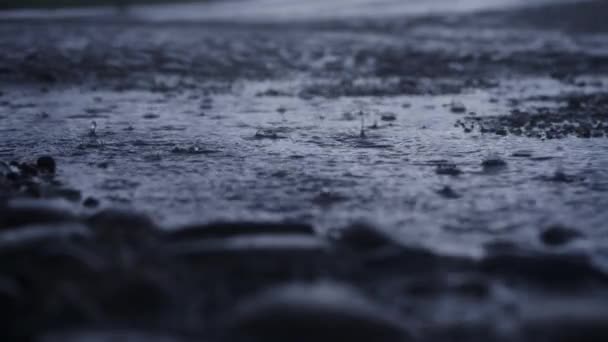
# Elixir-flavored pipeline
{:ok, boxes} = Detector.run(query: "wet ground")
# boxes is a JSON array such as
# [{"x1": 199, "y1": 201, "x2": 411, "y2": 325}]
[{"x1": 1, "y1": 0, "x2": 608, "y2": 341}]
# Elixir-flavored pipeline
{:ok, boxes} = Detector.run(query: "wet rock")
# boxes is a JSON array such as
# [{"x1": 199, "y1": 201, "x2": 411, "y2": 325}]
[
  {"x1": 82, "y1": 197, "x2": 100, "y2": 208},
  {"x1": 142, "y1": 113, "x2": 160, "y2": 119},
  {"x1": 436, "y1": 185, "x2": 461, "y2": 199},
  {"x1": 313, "y1": 188, "x2": 348, "y2": 206},
  {"x1": 36, "y1": 156, "x2": 56, "y2": 175},
  {"x1": 171, "y1": 146, "x2": 217, "y2": 155},
  {"x1": 481, "y1": 156, "x2": 507, "y2": 169},
  {"x1": 228, "y1": 282, "x2": 409, "y2": 342},
  {"x1": 495, "y1": 128, "x2": 508, "y2": 136},
  {"x1": 86, "y1": 209, "x2": 158, "y2": 242},
  {"x1": 0, "y1": 222, "x2": 90, "y2": 249},
  {"x1": 540, "y1": 225, "x2": 583, "y2": 246},
  {"x1": 166, "y1": 221, "x2": 315, "y2": 241},
  {"x1": 256, "y1": 89, "x2": 289, "y2": 97},
  {"x1": 542, "y1": 170, "x2": 580, "y2": 183},
  {"x1": 380, "y1": 112, "x2": 397, "y2": 121},
  {"x1": 435, "y1": 163, "x2": 462, "y2": 176},
  {"x1": 512, "y1": 150, "x2": 533, "y2": 158},
  {"x1": 484, "y1": 240, "x2": 519, "y2": 254},
  {"x1": 452, "y1": 278, "x2": 490, "y2": 298},
  {"x1": 524, "y1": 305, "x2": 608, "y2": 342},
  {"x1": 164, "y1": 234, "x2": 325, "y2": 261},
  {"x1": 450, "y1": 101, "x2": 466, "y2": 113},
  {"x1": 481, "y1": 250, "x2": 607, "y2": 287},
  {"x1": 0, "y1": 199, "x2": 77, "y2": 230},
  {"x1": 253, "y1": 129, "x2": 287, "y2": 140},
  {"x1": 0, "y1": 276, "x2": 21, "y2": 340},
  {"x1": 99, "y1": 273, "x2": 171, "y2": 318},
  {"x1": 332, "y1": 223, "x2": 397, "y2": 251},
  {"x1": 41, "y1": 330, "x2": 191, "y2": 342},
  {"x1": 46, "y1": 187, "x2": 82, "y2": 202}
]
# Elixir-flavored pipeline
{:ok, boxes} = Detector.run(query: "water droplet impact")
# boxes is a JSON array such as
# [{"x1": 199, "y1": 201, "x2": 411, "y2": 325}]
[{"x1": 89, "y1": 121, "x2": 97, "y2": 136}]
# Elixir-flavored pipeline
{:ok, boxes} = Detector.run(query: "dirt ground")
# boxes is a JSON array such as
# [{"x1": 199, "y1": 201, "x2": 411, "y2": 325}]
[{"x1": 1, "y1": 0, "x2": 608, "y2": 341}]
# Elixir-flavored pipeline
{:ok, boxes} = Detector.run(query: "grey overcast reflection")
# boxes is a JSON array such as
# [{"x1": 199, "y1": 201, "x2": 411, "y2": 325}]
[{"x1": 1, "y1": 0, "x2": 608, "y2": 341}]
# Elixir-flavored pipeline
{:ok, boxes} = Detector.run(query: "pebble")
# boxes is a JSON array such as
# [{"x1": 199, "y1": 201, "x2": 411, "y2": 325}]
[
  {"x1": 41, "y1": 330, "x2": 190, "y2": 342},
  {"x1": 0, "y1": 199, "x2": 76, "y2": 230},
  {"x1": 524, "y1": 303, "x2": 608, "y2": 342},
  {"x1": 46, "y1": 186, "x2": 82, "y2": 202},
  {"x1": 313, "y1": 188, "x2": 348, "y2": 206},
  {"x1": 143, "y1": 113, "x2": 160, "y2": 119},
  {"x1": 0, "y1": 222, "x2": 90, "y2": 249},
  {"x1": 545, "y1": 170, "x2": 579, "y2": 183},
  {"x1": 332, "y1": 223, "x2": 397, "y2": 251},
  {"x1": 36, "y1": 155, "x2": 56, "y2": 175},
  {"x1": 0, "y1": 276, "x2": 20, "y2": 340},
  {"x1": 436, "y1": 163, "x2": 462, "y2": 176},
  {"x1": 436, "y1": 185, "x2": 461, "y2": 199},
  {"x1": 540, "y1": 225, "x2": 583, "y2": 246},
  {"x1": 450, "y1": 101, "x2": 467, "y2": 113},
  {"x1": 481, "y1": 157, "x2": 507, "y2": 168},
  {"x1": 99, "y1": 273, "x2": 171, "y2": 318},
  {"x1": 380, "y1": 112, "x2": 397, "y2": 121},
  {"x1": 82, "y1": 197, "x2": 100, "y2": 208},
  {"x1": 512, "y1": 150, "x2": 533, "y2": 158},
  {"x1": 86, "y1": 209, "x2": 158, "y2": 242},
  {"x1": 166, "y1": 221, "x2": 315, "y2": 241},
  {"x1": 481, "y1": 250, "x2": 606, "y2": 287},
  {"x1": 228, "y1": 282, "x2": 409, "y2": 342},
  {"x1": 164, "y1": 234, "x2": 325, "y2": 261},
  {"x1": 254, "y1": 129, "x2": 287, "y2": 140}
]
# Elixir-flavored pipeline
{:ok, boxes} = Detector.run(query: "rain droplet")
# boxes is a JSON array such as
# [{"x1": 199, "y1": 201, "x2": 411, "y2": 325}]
[{"x1": 89, "y1": 121, "x2": 97, "y2": 136}]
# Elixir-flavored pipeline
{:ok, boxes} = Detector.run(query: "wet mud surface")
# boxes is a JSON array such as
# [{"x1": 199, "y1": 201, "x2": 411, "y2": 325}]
[{"x1": 1, "y1": 0, "x2": 608, "y2": 341}]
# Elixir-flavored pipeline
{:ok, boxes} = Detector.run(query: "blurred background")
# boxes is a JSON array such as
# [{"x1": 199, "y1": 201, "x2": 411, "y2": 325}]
[{"x1": 0, "y1": 0, "x2": 587, "y2": 22}]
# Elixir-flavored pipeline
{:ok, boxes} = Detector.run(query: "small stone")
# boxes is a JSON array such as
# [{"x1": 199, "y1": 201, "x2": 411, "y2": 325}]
[
  {"x1": 254, "y1": 129, "x2": 287, "y2": 140},
  {"x1": 0, "y1": 276, "x2": 21, "y2": 339},
  {"x1": 435, "y1": 163, "x2": 462, "y2": 176},
  {"x1": 0, "y1": 199, "x2": 76, "y2": 230},
  {"x1": 228, "y1": 283, "x2": 409, "y2": 342},
  {"x1": 547, "y1": 170, "x2": 579, "y2": 183},
  {"x1": 143, "y1": 113, "x2": 160, "y2": 119},
  {"x1": 481, "y1": 157, "x2": 507, "y2": 168},
  {"x1": 41, "y1": 330, "x2": 189, "y2": 342},
  {"x1": 83, "y1": 197, "x2": 100, "y2": 208},
  {"x1": 166, "y1": 221, "x2": 315, "y2": 241},
  {"x1": 512, "y1": 150, "x2": 533, "y2": 158},
  {"x1": 450, "y1": 101, "x2": 467, "y2": 114},
  {"x1": 166, "y1": 234, "x2": 325, "y2": 261},
  {"x1": 481, "y1": 250, "x2": 604, "y2": 287},
  {"x1": 47, "y1": 187, "x2": 82, "y2": 202},
  {"x1": 380, "y1": 112, "x2": 397, "y2": 121},
  {"x1": 86, "y1": 209, "x2": 158, "y2": 242},
  {"x1": 540, "y1": 225, "x2": 583, "y2": 246},
  {"x1": 333, "y1": 223, "x2": 397, "y2": 251},
  {"x1": 567, "y1": 97, "x2": 582, "y2": 110},
  {"x1": 436, "y1": 185, "x2": 460, "y2": 199},
  {"x1": 100, "y1": 274, "x2": 170, "y2": 318},
  {"x1": 524, "y1": 305, "x2": 608, "y2": 342},
  {"x1": 313, "y1": 188, "x2": 347, "y2": 206}
]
